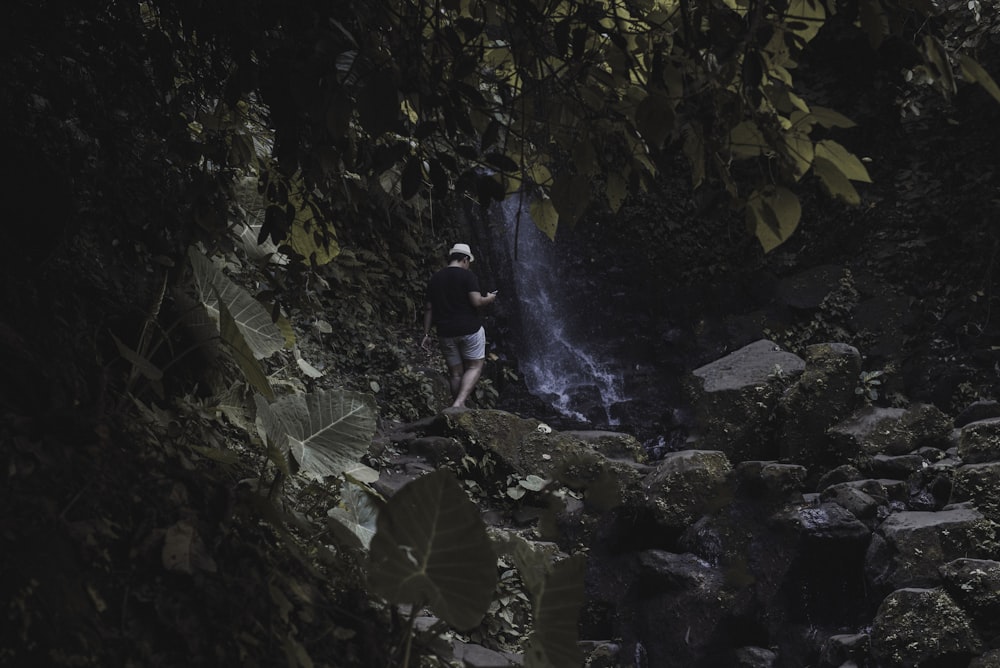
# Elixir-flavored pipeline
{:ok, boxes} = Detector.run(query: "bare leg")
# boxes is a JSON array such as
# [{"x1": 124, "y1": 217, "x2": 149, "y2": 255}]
[
  {"x1": 447, "y1": 363, "x2": 464, "y2": 400},
  {"x1": 451, "y1": 358, "x2": 485, "y2": 408}
]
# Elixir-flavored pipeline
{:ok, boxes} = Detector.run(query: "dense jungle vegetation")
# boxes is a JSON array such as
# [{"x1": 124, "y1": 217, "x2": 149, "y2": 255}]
[{"x1": 3, "y1": 0, "x2": 1000, "y2": 666}]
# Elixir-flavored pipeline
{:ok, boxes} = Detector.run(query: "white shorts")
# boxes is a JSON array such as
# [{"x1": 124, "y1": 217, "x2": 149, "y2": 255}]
[{"x1": 439, "y1": 327, "x2": 486, "y2": 367}]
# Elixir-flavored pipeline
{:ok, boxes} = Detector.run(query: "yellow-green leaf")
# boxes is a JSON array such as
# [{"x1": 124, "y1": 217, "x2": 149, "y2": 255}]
[
  {"x1": 960, "y1": 55, "x2": 1000, "y2": 105},
  {"x1": 530, "y1": 197, "x2": 559, "y2": 241},
  {"x1": 530, "y1": 163, "x2": 553, "y2": 187},
  {"x1": 922, "y1": 35, "x2": 956, "y2": 95},
  {"x1": 729, "y1": 121, "x2": 766, "y2": 159},
  {"x1": 808, "y1": 106, "x2": 857, "y2": 128},
  {"x1": 814, "y1": 156, "x2": 861, "y2": 205},
  {"x1": 781, "y1": 131, "x2": 814, "y2": 181},
  {"x1": 747, "y1": 187, "x2": 801, "y2": 253},
  {"x1": 289, "y1": 200, "x2": 339, "y2": 266},
  {"x1": 815, "y1": 140, "x2": 872, "y2": 183},
  {"x1": 786, "y1": 0, "x2": 825, "y2": 44},
  {"x1": 606, "y1": 173, "x2": 627, "y2": 213}
]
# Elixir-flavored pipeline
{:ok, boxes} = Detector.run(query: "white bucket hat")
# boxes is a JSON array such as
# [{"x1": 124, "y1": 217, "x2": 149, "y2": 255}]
[{"x1": 449, "y1": 243, "x2": 474, "y2": 262}]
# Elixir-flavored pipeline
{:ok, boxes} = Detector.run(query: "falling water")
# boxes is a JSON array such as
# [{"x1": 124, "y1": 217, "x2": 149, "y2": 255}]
[{"x1": 499, "y1": 196, "x2": 625, "y2": 426}]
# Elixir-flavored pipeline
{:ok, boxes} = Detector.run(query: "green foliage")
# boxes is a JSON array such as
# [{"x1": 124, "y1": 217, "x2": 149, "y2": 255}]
[
  {"x1": 494, "y1": 535, "x2": 587, "y2": 668},
  {"x1": 857, "y1": 369, "x2": 885, "y2": 403},
  {"x1": 255, "y1": 389, "x2": 379, "y2": 480},
  {"x1": 367, "y1": 469, "x2": 499, "y2": 631}
]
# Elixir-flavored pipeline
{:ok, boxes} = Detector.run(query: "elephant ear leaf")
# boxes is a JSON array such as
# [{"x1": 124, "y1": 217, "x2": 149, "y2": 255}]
[
  {"x1": 188, "y1": 247, "x2": 287, "y2": 359},
  {"x1": 255, "y1": 389, "x2": 377, "y2": 480},
  {"x1": 216, "y1": 286, "x2": 274, "y2": 400},
  {"x1": 523, "y1": 554, "x2": 587, "y2": 668},
  {"x1": 367, "y1": 469, "x2": 498, "y2": 630}
]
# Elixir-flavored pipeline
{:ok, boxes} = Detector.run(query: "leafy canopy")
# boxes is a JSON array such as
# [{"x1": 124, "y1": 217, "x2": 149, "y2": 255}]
[{"x1": 66, "y1": 0, "x2": 1000, "y2": 259}]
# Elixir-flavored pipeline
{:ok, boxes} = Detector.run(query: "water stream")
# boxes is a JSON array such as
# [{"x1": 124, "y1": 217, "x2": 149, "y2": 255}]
[{"x1": 498, "y1": 196, "x2": 625, "y2": 426}]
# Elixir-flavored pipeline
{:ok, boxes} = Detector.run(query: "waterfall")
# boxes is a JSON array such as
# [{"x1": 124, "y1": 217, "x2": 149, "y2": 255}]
[{"x1": 498, "y1": 195, "x2": 625, "y2": 426}]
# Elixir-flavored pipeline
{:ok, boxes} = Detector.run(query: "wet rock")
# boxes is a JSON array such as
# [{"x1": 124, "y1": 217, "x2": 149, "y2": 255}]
[
  {"x1": 869, "y1": 453, "x2": 925, "y2": 479},
  {"x1": 778, "y1": 502, "x2": 870, "y2": 542},
  {"x1": 406, "y1": 436, "x2": 466, "y2": 466},
  {"x1": 865, "y1": 507, "x2": 999, "y2": 592},
  {"x1": 870, "y1": 587, "x2": 982, "y2": 666},
  {"x1": 625, "y1": 550, "x2": 736, "y2": 668},
  {"x1": 816, "y1": 464, "x2": 864, "y2": 491},
  {"x1": 953, "y1": 462, "x2": 1000, "y2": 523},
  {"x1": 776, "y1": 342, "x2": 861, "y2": 468},
  {"x1": 955, "y1": 400, "x2": 1000, "y2": 428},
  {"x1": 818, "y1": 633, "x2": 869, "y2": 668},
  {"x1": 734, "y1": 645, "x2": 777, "y2": 667},
  {"x1": 940, "y1": 558, "x2": 1000, "y2": 643},
  {"x1": 686, "y1": 339, "x2": 805, "y2": 462},
  {"x1": 735, "y1": 460, "x2": 808, "y2": 501},
  {"x1": 452, "y1": 640, "x2": 522, "y2": 667},
  {"x1": 959, "y1": 418, "x2": 1000, "y2": 464},
  {"x1": 820, "y1": 483, "x2": 884, "y2": 525},
  {"x1": 829, "y1": 403, "x2": 952, "y2": 464},
  {"x1": 642, "y1": 450, "x2": 733, "y2": 528}
]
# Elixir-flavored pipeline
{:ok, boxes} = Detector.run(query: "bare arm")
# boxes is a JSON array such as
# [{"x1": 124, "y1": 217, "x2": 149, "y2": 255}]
[
  {"x1": 468, "y1": 291, "x2": 497, "y2": 308},
  {"x1": 421, "y1": 302, "x2": 434, "y2": 350}
]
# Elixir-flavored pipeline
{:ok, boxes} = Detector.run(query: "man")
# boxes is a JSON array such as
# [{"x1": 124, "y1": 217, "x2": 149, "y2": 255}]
[{"x1": 421, "y1": 243, "x2": 497, "y2": 408}]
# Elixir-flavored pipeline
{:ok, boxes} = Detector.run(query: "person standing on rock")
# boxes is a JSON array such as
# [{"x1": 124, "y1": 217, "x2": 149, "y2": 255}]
[{"x1": 421, "y1": 243, "x2": 497, "y2": 408}]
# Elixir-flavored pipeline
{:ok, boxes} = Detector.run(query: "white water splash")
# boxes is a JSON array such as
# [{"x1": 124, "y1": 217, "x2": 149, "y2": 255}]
[{"x1": 500, "y1": 196, "x2": 624, "y2": 424}]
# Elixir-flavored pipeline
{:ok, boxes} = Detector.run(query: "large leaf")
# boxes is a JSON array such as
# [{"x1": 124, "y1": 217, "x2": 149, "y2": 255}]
[
  {"x1": 367, "y1": 469, "x2": 498, "y2": 630},
  {"x1": 780, "y1": 130, "x2": 814, "y2": 181},
  {"x1": 814, "y1": 156, "x2": 861, "y2": 205},
  {"x1": 524, "y1": 555, "x2": 586, "y2": 668},
  {"x1": 217, "y1": 287, "x2": 274, "y2": 400},
  {"x1": 922, "y1": 35, "x2": 956, "y2": 96},
  {"x1": 255, "y1": 389, "x2": 377, "y2": 479},
  {"x1": 747, "y1": 186, "x2": 801, "y2": 253},
  {"x1": 188, "y1": 247, "x2": 286, "y2": 359},
  {"x1": 729, "y1": 121, "x2": 766, "y2": 159},
  {"x1": 960, "y1": 55, "x2": 1000, "y2": 105},
  {"x1": 814, "y1": 140, "x2": 872, "y2": 183},
  {"x1": 529, "y1": 196, "x2": 559, "y2": 242},
  {"x1": 549, "y1": 173, "x2": 591, "y2": 230},
  {"x1": 328, "y1": 480, "x2": 381, "y2": 551},
  {"x1": 785, "y1": 0, "x2": 825, "y2": 44},
  {"x1": 605, "y1": 172, "x2": 628, "y2": 213},
  {"x1": 496, "y1": 534, "x2": 585, "y2": 668}
]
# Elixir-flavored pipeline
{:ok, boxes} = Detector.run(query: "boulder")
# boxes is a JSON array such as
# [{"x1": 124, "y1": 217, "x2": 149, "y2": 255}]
[
  {"x1": 940, "y1": 558, "x2": 1000, "y2": 643},
  {"x1": 828, "y1": 403, "x2": 952, "y2": 465},
  {"x1": 443, "y1": 408, "x2": 645, "y2": 509},
  {"x1": 642, "y1": 450, "x2": 733, "y2": 528},
  {"x1": 819, "y1": 483, "x2": 885, "y2": 526},
  {"x1": 623, "y1": 550, "x2": 738, "y2": 668},
  {"x1": 865, "y1": 507, "x2": 1000, "y2": 591},
  {"x1": 776, "y1": 342, "x2": 861, "y2": 467},
  {"x1": 734, "y1": 461, "x2": 808, "y2": 501},
  {"x1": 817, "y1": 633, "x2": 869, "y2": 668},
  {"x1": 870, "y1": 587, "x2": 982, "y2": 666},
  {"x1": 960, "y1": 418, "x2": 1000, "y2": 464},
  {"x1": 953, "y1": 462, "x2": 1000, "y2": 523},
  {"x1": 956, "y1": 400, "x2": 1000, "y2": 428},
  {"x1": 686, "y1": 339, "x2": 805, "y2": 462}
]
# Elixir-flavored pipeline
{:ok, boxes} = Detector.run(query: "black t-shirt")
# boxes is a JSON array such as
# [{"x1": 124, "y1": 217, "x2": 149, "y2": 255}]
[{"x1": 425, "y1": 266, "x2": 482, "y2": 337}]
